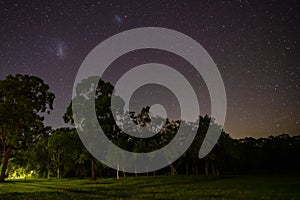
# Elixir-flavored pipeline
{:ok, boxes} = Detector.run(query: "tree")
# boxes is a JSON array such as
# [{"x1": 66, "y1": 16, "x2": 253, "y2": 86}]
[
  {"x1": 47, "y1": 128, "x2": 87, "y2": 178},
  {"x1": 64, "y1": 76, "x2": 124, "y2": 180},
  {"x1": 26, "y1": 126, "x2": 53, "y2": 178},
  {"x1": 0, "y1": 74, "x2": 54, "y2": 182}
]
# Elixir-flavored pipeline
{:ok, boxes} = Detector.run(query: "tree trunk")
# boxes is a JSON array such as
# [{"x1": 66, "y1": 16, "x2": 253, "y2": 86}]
[
  {"x1": 212, "y1": 163, "x2": 216, "y2": 176},
  {"x1": 0, "y1": 148, "x2": 12, "y2": 182},
  {"x1": 211, "y1": 162, "x2": 219, "y2": 176},
  {"x1": 57, "y1": 153, "x2": 61, "y2": 178},
  {"x1": 47, "y1": 169, "x2": 50, "y2": 179},
  {"x1": 55, "y1": 153, "x2": 61, "y2": 178},
  {"x1": 185, "y1": 165, "x2": 189, "y2": 175},
  {"x1": 57, "y1": 167, "x2": 60, "y2": 178},
  {"x1": 169, "y1": 164, "x2": 177, "y2": 175},
  {"x1": 116, "y1": 164, "x2": 120, "y2": 180},
  {"x1": 91, "y1": 158, "x2": 96, "y2": 180},
  {"x1": 205, "y1": 159, "x2": 209, "y2": 175}
]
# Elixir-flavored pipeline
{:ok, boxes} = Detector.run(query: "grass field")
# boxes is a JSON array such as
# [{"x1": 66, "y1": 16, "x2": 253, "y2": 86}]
[{"x1": 0, "y1": 175, "x2": 299, "y2": 199}]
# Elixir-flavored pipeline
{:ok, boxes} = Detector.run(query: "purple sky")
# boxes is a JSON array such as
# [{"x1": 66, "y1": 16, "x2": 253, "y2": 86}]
[{"x1": 0, "y1": 0, "x2": 299, "y2": 138}]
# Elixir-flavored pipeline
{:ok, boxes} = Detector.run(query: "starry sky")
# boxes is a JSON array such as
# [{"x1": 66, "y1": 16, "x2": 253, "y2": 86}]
[{"x1": 0, "y1": 0, "x2": 299, "y2": 138}]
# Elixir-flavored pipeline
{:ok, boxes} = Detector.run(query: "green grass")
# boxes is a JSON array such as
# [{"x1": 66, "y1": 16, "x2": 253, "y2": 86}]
[{"x1": 0, "y1": 175, "x2": 299, "y2": 199}]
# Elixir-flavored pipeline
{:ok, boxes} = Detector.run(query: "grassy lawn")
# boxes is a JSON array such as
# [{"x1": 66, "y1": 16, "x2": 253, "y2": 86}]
[{"x1": 0, "y1": 175, "x2": 299, "y2": 199}]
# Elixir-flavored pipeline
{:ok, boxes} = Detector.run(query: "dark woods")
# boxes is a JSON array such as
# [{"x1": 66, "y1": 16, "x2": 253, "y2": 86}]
[
  {"x1": 5, "y1": 127, "x2": 300, "y2": 180},
  {"x1": 0, "y1": 74, "x2": 299, "y2": 182}
]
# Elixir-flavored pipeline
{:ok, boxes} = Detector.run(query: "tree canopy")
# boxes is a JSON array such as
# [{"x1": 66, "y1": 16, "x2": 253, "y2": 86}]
[{"x1": 0, "y1": 74, "x2": 55, "y2": 182}]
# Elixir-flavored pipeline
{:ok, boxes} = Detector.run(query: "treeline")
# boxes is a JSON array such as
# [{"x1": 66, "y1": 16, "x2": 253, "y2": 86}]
[
  {"x1": 6, "y1": 127, "x2": 300, "y2": 180},
  {"x1": 0, "y1": 74, "x2": 300, "y2": 182}
]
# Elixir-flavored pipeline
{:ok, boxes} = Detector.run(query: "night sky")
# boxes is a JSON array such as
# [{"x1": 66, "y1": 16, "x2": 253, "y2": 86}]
[{"x1": 0, "y1": 0, "x2": 299, "y2": 138}]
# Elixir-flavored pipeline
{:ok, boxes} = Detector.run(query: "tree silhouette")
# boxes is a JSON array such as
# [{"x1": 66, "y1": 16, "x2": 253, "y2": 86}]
[{"x1": 0, "y1": 74, "x2": 54, "y2": 182}]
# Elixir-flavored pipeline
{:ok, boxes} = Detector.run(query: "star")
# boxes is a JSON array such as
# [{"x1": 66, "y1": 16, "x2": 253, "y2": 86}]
[{"x1": 0, "y1": 1, "x2": 299, "y2": 138}]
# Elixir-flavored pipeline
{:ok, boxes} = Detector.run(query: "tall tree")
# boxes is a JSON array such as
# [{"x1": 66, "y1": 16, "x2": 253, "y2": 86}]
[
  {"x1": 64, "y1": 76, "x2": 123, "y2": 180},
  {"x1": 0, "y1": 74, "x2": 54, "y2": 182},
  {"x1": 26, "y1": 126, "x2": 53, "y2": 178}
]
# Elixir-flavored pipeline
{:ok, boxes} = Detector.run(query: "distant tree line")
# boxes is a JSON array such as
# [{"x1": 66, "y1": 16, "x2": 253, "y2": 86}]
[{"x1": 0, "y1": 74, "x2": 299, "y2": 182}]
